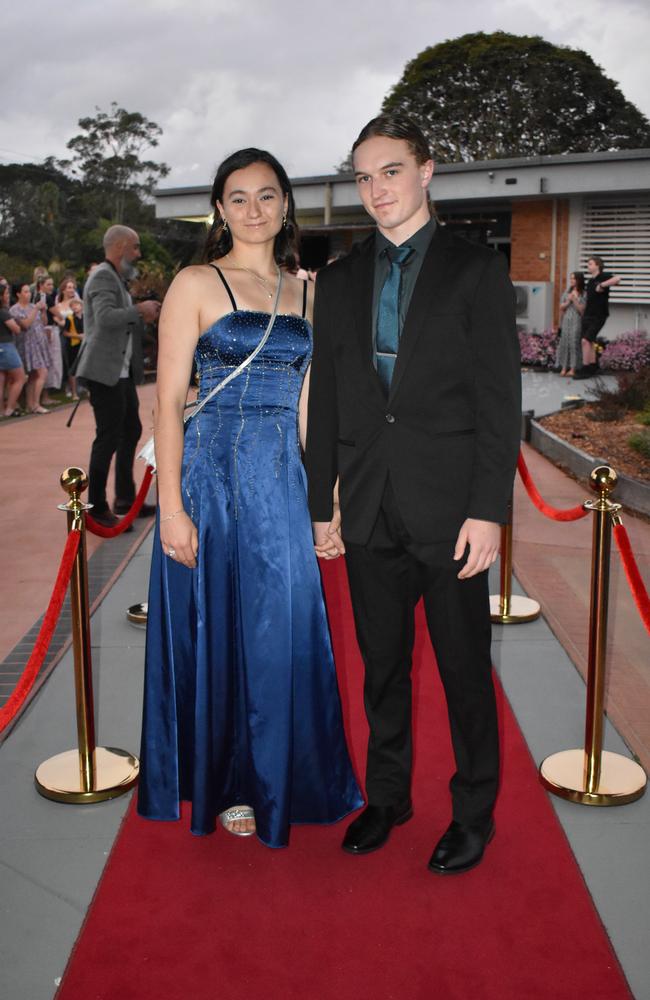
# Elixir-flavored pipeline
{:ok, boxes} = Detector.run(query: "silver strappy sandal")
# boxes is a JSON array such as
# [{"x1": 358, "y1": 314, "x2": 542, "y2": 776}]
[{"x1": 219, "y1": 806, "x2": 256, "y2": 837}]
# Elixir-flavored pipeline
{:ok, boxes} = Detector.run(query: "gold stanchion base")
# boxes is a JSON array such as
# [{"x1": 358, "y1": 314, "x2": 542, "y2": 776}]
[
  {"x1": 490, "y1": 594, "x2": 541, "y2": 624},
  {"x1": 35, "y1": 747, "x2": 139, "y2": 804},
  {"x1": 127, "y1": 602, "x2": 148, "y2": 627},
  {"x1": 539, "y1": 749, "x2": 646, "y2": 806}
]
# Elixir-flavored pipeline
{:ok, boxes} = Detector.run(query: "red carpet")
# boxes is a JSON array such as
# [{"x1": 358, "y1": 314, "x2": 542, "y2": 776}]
[{"x1": 58, "y1": 560, "x2": 631, "y2": 1000}]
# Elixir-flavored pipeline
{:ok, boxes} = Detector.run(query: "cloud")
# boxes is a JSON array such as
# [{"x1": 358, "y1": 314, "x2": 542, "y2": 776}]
[{"x1": 1, "y1": 0, "x2": 648, "y2": 186}]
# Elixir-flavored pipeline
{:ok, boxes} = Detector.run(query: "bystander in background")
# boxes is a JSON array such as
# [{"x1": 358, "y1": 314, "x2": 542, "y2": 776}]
[
  {"x1": 574, "y1": 255, "x2": 621, "y2": 380},
  {"x1": 556, "y1": 271, "x2": 585, "y2": 377}
]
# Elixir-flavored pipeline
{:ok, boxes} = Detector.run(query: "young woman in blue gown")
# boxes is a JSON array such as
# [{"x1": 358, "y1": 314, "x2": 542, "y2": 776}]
[{"x1": 138, "y1": 149, "x2": 363, "y2": 847}]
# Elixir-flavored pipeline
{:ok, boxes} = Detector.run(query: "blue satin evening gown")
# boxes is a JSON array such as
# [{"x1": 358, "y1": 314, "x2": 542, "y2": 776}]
[{"x1": 138, "y1": 269, "x2": 363, "y2": 847}]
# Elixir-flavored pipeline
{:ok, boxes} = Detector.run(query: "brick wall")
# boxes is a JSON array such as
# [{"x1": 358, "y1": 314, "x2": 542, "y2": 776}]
[
  {"x1": 510, "y1": 199, "x2": 570, "y2": 325},
  {"x1": 552, "y1": 200, "x2": 570, "y2": 323}
]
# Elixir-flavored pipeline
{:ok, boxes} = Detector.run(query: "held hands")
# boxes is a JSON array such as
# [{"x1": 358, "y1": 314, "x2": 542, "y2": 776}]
[
  {"x1": 454, "y1": 518, "x2": 500, "y2": 579},
  {"x1": 160, "y1": 511, "x2": 198, "y2": 569},
  {"x1": 313, "y1": 503, "x2": 345, "y2": 560}
]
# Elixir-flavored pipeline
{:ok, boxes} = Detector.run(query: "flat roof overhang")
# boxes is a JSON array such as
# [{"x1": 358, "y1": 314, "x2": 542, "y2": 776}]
[{"x1": 155, "y1": 148, "x2": 650, "y2": 223}]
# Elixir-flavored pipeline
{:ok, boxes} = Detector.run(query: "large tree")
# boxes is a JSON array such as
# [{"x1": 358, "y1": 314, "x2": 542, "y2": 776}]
[
  {"x1": 379, "y1": 32, "x2": 650, "y2": 163},
  {"x1": 60, "y1": 102, "x2": 170, "y2": 222},
  {"x1": 0, "y1": 160, "x2": 81, "y2": 266}
]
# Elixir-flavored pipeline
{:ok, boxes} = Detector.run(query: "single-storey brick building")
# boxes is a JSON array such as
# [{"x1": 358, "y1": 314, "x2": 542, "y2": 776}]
[{"x1": 155, "y1": 148, "x2": 650, "y2": 339}]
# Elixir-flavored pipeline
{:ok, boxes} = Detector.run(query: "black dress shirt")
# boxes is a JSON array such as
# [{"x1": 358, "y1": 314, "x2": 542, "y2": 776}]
[{"x1": 371, "y1": 216, "x2": 437, "y2": 366}]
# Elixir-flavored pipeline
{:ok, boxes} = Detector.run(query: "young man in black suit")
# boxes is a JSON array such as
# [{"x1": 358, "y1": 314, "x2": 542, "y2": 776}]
[{"x1": 305, "y1": 115, "x2": 521, "y2": 874}]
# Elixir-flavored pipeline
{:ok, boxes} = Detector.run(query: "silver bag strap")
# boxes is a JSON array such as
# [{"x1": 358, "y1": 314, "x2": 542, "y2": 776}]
[
  {"x1": 137, "y1": 267, "x2": 283, "y2": 471},
  {"x1": 183, "y1": 266, "x2": 283, "y2": 425}
]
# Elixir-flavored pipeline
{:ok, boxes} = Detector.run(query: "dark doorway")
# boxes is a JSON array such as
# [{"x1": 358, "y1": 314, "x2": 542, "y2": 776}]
[{"x1": 299, "y1": 234, "x2": 329, "y2": 270}]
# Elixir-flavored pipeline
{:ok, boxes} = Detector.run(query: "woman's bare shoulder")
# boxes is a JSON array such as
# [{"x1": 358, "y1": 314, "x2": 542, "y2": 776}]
[
  {"x1": 171, "y1": 263, "x2": 217, "y2": 285},
  {"x1": 283, "y1": 271, "x2": 314, "y2": 309},
  {"x1": 165, "y1": 263, "x2": 221, "y2": 298},
  {"x1": 282, "y1": 270, "x2": 303, "y2": 292}
]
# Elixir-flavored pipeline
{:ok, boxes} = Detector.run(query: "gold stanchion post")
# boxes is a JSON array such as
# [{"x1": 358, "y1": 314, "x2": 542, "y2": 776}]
[
  {"x1": 34, "y1": 468, "x2": 140, "y2": 804},
  {"x1": 490, "y1": 498, "x2": 540, "y2": 624},
  {"x1": 539, "y1": 466, "x2": 646, "y2": 805}
]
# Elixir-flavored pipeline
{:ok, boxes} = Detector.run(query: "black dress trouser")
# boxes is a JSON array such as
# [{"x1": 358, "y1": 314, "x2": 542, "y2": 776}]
[
  {"x1": 86, "y1": 376, "x2": 142, "y2": 513},
  {"x1": 344, "y1": 480, "x2": 499, "y2": 826}
]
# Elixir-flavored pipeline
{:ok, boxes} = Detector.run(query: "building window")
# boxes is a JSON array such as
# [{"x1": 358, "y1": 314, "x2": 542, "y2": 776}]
[{"x1": 579, "y1": 198, "x2": 650, "y2": 304}]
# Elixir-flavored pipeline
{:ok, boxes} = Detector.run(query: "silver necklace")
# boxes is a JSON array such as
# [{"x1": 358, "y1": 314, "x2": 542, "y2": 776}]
[{"x1": 227, "y1": 253, "x2": 277, "y2": 299}]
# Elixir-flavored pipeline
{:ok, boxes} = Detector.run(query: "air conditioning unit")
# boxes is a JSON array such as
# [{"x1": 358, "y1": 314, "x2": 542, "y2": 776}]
[{"x1": 513, "y1": 282, "x2": 553, "y2": 334}]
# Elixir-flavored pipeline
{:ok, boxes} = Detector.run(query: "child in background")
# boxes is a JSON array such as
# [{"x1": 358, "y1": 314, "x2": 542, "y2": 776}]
[{"x1": 62, "y1": 298, "x2": 84, "y2": 401}]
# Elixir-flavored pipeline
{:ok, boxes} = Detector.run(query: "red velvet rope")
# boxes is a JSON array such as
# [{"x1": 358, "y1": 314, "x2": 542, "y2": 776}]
[
  {"x1": 86, "y1": 466, "x2": 155, "y2": 537},
  {"x1": 0, "y1": 530, "x2": 81, "y2": 733},
  {"x1": 517, "y1": 452, "x2": 589, "y2": 522},
  {"x1": 613, "y1": 523, "x2": 650, "y2": 636}
]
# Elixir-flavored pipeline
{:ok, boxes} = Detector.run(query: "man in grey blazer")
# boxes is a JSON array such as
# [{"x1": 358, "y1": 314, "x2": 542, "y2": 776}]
[{"x1": 75, "y1": 225, "x2": 160, "y2": 528}]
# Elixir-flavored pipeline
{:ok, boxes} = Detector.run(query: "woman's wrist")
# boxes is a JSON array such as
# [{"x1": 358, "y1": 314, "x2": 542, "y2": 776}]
[{"x1": 160, "y1": 508, "x2": 185, "y2": 523}]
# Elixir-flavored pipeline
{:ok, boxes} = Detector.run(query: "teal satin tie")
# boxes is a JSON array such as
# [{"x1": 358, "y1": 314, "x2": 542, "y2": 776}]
[{"x1": 376, "y1": 245, "x2": 413, "y2": 393}]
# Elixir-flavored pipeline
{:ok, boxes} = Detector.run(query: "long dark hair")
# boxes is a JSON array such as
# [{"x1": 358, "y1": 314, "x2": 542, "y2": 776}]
[
  {"x1": 570, "y1": 271, "x2": 585, "y2": 294},
  {"x1": 203, "y1": 148, "x2": 299, "y2": 269}
]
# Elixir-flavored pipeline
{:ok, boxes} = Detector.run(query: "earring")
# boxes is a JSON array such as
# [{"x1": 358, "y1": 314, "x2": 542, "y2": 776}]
[
  {"x1": 221, "y1": 217, "x2": 229, "y2": 233},
  {"x1": 282, "y1": 214, "x2": 287, "y2": 228}
]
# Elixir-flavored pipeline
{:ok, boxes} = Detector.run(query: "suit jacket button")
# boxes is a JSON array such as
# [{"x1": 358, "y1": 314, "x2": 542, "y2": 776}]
[{"x1": 385, "y1": 413, "x2": 395, "y2": 424}]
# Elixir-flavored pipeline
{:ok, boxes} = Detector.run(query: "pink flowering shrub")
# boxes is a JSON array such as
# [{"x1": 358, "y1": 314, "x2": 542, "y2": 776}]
[
  {"x1": 518, "y1": 328, "x2": 558, "y2": 367},
  {"x1": 599, "y1": 331, "x2": 650, "y2": 372}
]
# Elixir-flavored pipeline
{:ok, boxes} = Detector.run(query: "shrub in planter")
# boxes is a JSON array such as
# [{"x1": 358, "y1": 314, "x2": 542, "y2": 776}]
[
  {"x1": 590, "y1": 367, "x2": 650, "y2": 414},
  {"x1": 518, "y1": 328, "x2": 558, "y2": 367},
  {"x1": 629, "y1": 431, "x2": 650, "y2": 460},
  {"x1": 599, "y1": 330, "x2": 650, "y2": 372}
]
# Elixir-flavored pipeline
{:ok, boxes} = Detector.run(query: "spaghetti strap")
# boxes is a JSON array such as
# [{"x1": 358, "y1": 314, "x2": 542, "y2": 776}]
[
  {"x1": 301, "y1": 279, "x2": 308, "y2": 318},
  {"x1": 209, "y1": 264, "x2": 238, "y2": 311}
]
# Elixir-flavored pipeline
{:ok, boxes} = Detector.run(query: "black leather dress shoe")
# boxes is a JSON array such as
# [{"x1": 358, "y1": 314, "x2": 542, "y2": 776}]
[
  {"x1": 92, "y1": 509, "x2": 133, "y2": 532},
  {"x1": 572, "y1": 364, "x2": 597, "y2": 380},
  {"x1": 428, "y1": 819, "x2": 495, "y2": 875},
  {"x1": 342, "y1": 803, "x2": 413, "y2": 855},
  {"x1": 113, "y1": 500, "x2": 157, "y2": 518}
]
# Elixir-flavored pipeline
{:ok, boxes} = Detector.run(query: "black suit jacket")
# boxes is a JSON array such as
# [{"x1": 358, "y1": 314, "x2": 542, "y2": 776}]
[{"x1": 305, "y1": 225, "x2": 521, "y2": 545}]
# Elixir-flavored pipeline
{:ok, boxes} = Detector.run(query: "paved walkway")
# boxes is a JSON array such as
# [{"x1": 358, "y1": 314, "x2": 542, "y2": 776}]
[{"x1": 0, "y1": 384, "x2": 156, "y2": 663}]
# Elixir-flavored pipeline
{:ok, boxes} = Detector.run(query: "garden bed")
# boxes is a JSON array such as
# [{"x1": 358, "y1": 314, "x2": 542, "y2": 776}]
[{"x1": 539, "y1": 406, "x2": 649, "y2": 482}]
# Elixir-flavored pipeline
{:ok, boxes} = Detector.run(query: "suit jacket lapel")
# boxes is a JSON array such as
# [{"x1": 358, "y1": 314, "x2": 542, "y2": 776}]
[{"x1": 388, "y1": 226, "x2": 453, "y2": 403}]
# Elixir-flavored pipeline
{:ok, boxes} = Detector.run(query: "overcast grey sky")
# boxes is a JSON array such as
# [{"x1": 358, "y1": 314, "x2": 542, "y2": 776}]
[{"x1": 4, "y1": 0, "x2": 650, "y2": 187}]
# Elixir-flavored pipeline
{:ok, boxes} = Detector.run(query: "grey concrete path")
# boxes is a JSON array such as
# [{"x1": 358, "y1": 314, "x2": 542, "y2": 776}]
[
  {"x1": 521, "y1": 366, "x2": 615, "y2": 418},
  {"x1": 0, "y1": 531, "x2": 648, "y2": 1000}
]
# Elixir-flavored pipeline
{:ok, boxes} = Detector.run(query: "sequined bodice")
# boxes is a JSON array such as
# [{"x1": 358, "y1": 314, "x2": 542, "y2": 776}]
[
  {"x1": 195, "y1": 310, "x2": 312, "y2": 411},
  {"x1": 182, "y1": 310, "x2": 312, "y2": 520}
]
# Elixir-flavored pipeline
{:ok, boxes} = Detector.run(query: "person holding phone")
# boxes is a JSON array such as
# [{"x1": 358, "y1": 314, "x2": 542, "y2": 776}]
[
  {"x1": 10, "y1": 281, "x2": 51, "y2": 413},
  {"x1": 74, "y1": 225, "x2": 161, "y2": 528}
]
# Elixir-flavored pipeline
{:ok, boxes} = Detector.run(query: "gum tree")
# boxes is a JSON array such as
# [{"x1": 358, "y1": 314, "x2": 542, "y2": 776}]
[{"x1": 60, "y1": 102, "x2": 170, "y2": 222}]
